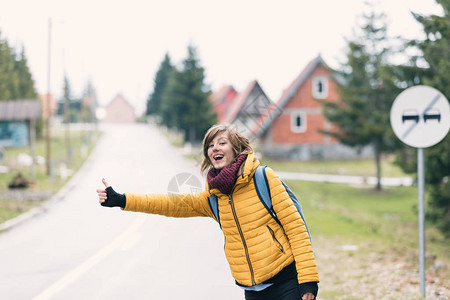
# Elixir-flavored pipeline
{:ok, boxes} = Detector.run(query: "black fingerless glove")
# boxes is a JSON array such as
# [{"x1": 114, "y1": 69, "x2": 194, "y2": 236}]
[
  {"x1": 102, "y1": 186, "x2": 126, "y2": 208},
  {"x1": 299, "y1": 281, "x2": 318, "y2": 299}
]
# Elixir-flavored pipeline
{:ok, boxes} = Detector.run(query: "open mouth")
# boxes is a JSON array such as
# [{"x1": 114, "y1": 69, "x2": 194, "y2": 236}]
[{"x1": 213, "y1": 154, "x2": 224, "y2": 161}]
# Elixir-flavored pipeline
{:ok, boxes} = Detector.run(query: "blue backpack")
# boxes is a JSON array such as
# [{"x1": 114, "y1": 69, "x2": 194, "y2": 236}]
[{"x1": 208, "y1": 166, "x2": 311, "y2": 240}]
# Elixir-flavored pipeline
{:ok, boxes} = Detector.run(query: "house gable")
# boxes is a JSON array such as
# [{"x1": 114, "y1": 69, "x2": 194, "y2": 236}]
[
  {"x1": 284, "y1": 64, "x2": 339, "y2": 110},
  {"x1": 256, "y1": 55, "x2": 337, "y2": 136},
  {"x1": 256, "y1": 55, "x2": 358, "y2": 160},
  {"x1": 210, "y1": 85, "x2": 237, "y2": 123},
  {"x1": 224, "y1": 80, "x2": 272, "y2": 137},
  {"x1": 104, "y1": 94, "x2": 136, "y2": 123}
]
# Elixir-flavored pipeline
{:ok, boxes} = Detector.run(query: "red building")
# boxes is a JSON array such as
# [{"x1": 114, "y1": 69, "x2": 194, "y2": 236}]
[
  {"x1": 210, "y1": 81, "x2": 272, "y2": 138},
  {"x1": 256, "y1": 55, "x2": 373, "y2": 160},
  {"x1": 103, "y1": 94, "x2": 136, "y2": 123},
  {"x1": 38, "y1": 93, "x2": 57, "y2": 120},
  {"x1": 210, "y1": 85, "x2": 238, "y2": 123},
  {"x1": 223, "y1": 80, "x2": 271, "y2": 137}
]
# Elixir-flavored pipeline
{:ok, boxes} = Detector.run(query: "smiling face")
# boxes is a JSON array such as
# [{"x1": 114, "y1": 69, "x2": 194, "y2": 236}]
[
  {"x1": 201, "y1": 124, "x2": 253, "y2": 174},
  {"x1": 207, "y1": 132, "x2": 235, "y2": 170}
]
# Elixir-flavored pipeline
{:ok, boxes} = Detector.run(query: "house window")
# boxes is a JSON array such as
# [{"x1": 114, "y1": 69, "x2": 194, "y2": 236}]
[
  {"x1": 312, "y1": 76, "x2": 328, "y2": 99},
  {"x1": 291, "y1": 112, "x2": 307, "y2": 133}
]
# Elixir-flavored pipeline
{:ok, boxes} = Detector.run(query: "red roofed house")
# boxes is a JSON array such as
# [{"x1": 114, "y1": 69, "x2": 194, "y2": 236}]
[
  {"x1": 255, "y1": 55, "x2": 373, "y2": 160},
  {"x1": 38, "y1": 93, "x2": 57, "y2": 120},
  {"x1": 103, "y1": 94, "x2": 136, "y2": 123},
  {"x1": 222, "y1": 80, "x2": 272, "y2": 137},
  {"x1": 210, "y1": 85, "x2": 238, "y2": 123}
]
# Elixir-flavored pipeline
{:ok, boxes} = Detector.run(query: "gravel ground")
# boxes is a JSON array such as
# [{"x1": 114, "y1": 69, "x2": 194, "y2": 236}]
[{"x1": 314, "y1": 236, "x2": 450, "y2": 299}]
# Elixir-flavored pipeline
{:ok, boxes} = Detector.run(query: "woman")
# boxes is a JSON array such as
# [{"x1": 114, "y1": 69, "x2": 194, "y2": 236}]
[{"x1": 97, "y1": 124, "x2": 319, "y2": 299}]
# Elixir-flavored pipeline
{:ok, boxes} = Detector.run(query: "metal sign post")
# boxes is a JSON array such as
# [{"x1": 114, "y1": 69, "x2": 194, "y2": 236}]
[
  {"x1": 390, "y1": 85, "x2": 450, "y2": 298},
  {"x1": 417, "y1": 147, "x2": 425, "y2": 296}
]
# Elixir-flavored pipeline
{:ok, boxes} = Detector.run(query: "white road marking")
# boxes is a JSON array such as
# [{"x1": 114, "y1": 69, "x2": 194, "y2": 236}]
[
  {"x1": 33, "y1": 214, "x2": 146, "y2": 300},
  {"x1": 120, "y1": 231, "x2": 142, "y2": 251}
]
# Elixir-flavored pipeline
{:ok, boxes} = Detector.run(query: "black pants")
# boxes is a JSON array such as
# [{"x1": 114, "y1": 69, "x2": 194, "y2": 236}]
[{"x1": 244, "y1": 277, "x2": 301, "y2": 300}]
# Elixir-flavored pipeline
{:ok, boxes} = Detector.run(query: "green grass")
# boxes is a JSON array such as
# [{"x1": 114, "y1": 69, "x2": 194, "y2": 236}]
[
  {"x1": 0, "y1": 199, "x2": 35, "y2": 222},
  {"x1": 184, "y1": 153, "x2": 409, "y2": 178},
  {"x1": 0, "y1": 127, "x2": 100, "y2": 223},
  {"x1": 289, "y1": 180, "x2": 449, "y2": 268},
  {"x1": 261, "y1": 156, "x2": 408, "y2": 177}
]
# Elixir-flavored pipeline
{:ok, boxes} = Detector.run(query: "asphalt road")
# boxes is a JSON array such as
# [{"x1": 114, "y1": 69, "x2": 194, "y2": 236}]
[{"x1": 0, "y1": 123, "x2": 242, "y2": 300}]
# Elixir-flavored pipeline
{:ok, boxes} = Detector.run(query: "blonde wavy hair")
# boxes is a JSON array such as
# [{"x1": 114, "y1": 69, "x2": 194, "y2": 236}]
[{"x1": 200, "y1": 124, "x2": 253, "y2": 174}]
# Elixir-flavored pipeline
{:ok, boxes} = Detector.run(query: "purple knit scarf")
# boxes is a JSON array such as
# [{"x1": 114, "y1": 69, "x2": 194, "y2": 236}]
[{"x1": 207, "y1": 154, "x2": 248, "y2": 195}]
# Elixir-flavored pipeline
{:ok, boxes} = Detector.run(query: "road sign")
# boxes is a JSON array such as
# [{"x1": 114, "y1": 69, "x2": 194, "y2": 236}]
[
  {"x1": 390, "y1": 85, "x2": 450, "y2": 298},
  {"x1": 390, "y1": 85, "x2": 450, "y2": 148}
]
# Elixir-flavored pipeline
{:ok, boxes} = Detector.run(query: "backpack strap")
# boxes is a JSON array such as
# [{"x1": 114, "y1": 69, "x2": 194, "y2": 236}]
[
  {"x1": 281, "y1": 181, "x2": 311, "y2": 240},
  {"x1": 208, "y1": 166, "x2": 307, "y2": 235},
  {"x1": 255, "y1": 166, "x2": 311, "y2": 240},
  {"x1": 254, "y1": 166, "x2": 281, "y2": 225},
  {"x1": 208, "y1": 194, "x2": 221, "y2": 228}
]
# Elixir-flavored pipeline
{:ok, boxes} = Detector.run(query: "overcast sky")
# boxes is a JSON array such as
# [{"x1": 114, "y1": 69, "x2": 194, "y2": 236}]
[{"x1": 0, "y1": 0, "x2": 443, "y2": 115}]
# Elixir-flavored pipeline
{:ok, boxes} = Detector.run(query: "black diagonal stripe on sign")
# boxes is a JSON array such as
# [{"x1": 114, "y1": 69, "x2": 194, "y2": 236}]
[
  {"x1": 402, "y1": 93, "x2": 442, "y2": 140},
  {"x1": 423, "y1": 93, "x2": 441, "y2": 114}
]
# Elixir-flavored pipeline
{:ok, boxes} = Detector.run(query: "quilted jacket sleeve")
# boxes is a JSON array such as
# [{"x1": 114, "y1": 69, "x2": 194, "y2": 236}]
[
  {"x1": 264, "y1": 167, "x2": 319, "y2": 284},
  {"x1": 124, "y1": 190, "x2": 215, "y2": 219}
]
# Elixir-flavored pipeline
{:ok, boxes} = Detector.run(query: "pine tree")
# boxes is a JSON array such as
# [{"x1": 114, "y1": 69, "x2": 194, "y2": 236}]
[
  {"x1": 160, "y1": 68, "x2": 182, "y2": 129},
  {"x1": 0, "y1": 33, "x2": 20, "y2": 100},
  {"x1": 408, "y1": 0, "x2": 450, "y2": 236},
  {"x1": 63, "y1": 76, "x2": 71, "y2": 124},
  {"x1": 0, "y1": 29, "x2": 41, "y2": 139},
  {"x1": 146, "y1": 53, "x2": 173, "y2": 117},
  {"x1": 15, "y1": 47, "x2": 36, "y2": 99},
  {"x1": 0, "y1": 31, "x2": 36, "y2": 100},
  {"x1": 160, "y1": 45, "x2": 216, "y2": 142},
  {"x1": 322, "y1": 4, "x2": 401, "y2": 190},
  {"x1": 82, "y1": 80, "x2": 98, "y2": 123}
]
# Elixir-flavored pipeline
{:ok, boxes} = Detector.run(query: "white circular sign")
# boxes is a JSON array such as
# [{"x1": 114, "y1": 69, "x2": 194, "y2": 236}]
[{"x1": 390, "y1": 85, "x2": 450, "y2": 148}]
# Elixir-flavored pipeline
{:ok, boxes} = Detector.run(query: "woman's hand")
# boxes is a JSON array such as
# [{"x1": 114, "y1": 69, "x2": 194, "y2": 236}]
[
  {"x1": 96, "y1": 178, "x2": 126, "y2": 208},
  {"x1": 302, "y1": 292, "x2": 315, "y2": 300},
  {"x1": 96, "y1": 178, "x2": 110, "y2": 205}
]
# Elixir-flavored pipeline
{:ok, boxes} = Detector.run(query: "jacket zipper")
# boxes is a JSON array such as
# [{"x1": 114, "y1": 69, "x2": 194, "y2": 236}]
[
  {"x1": 267, "y1": 225, "x2": 284, "y2": 253},
  {"x1": 229, "y1": 193, "x2": 256, "y2": 286}
]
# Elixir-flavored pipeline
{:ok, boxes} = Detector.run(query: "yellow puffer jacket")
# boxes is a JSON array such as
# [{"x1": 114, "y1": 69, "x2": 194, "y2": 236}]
[{"x1": 124, "y1": 153, "x2": 319, "y2": 286}]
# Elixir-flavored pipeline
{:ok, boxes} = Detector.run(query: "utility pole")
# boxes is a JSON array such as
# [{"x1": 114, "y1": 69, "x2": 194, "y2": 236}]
[
  {"x1": 45, "y1": 17, "x2": 52, "y2": 177},
  {"x1": 63, "y1": 76, "x2": 71, "y2": 164}
]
